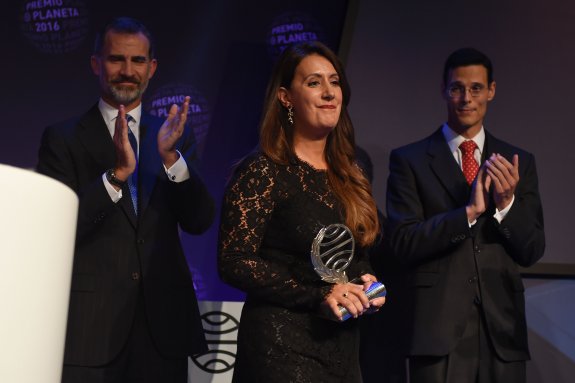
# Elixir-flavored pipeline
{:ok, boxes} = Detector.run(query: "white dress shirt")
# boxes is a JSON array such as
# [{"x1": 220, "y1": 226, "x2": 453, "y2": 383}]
[
  {"x1": 442, "y1": 123, "x2": 514, "y2": 224},
  {"x1": 98, "y1": 99, "x2": 190, "y2": 203}
]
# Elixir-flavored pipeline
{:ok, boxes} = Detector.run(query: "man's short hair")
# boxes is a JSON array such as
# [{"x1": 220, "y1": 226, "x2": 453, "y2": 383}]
[
  {"x1": 443, "y1": 47, "x2": 493, "y2": 85},
  {"x1": 93, "y1": 17, "x2": 155, "y2": 59}
]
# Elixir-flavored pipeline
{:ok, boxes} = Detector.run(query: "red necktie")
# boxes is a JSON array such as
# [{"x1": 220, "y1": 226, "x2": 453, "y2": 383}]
[{"x1": 459, "y1": 140, "x2": 479, "y2": 185}]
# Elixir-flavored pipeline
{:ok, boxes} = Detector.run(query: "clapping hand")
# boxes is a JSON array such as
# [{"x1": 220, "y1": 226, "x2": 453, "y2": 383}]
[{"x1": 158, "y1": 96, "x2": 190, "y2": 167}]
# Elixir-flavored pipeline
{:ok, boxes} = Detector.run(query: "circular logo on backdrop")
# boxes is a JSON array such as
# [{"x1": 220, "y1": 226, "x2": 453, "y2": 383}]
[
  {"x1": 20, "y1": 0, "x2": 89, "y2": 54},
  {"x1": 266, "y1": 12, "x2": 326, "y2": 59},
  {"x1": 191, "y1": 311, "x2": 239, "y2": 373},
  {"x1": 144, "y1": 83, "x2": 211, "y2": 159}
]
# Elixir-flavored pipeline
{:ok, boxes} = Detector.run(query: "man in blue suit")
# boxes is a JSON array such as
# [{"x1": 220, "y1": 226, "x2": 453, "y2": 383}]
[
  {"x1": 385, "y1": 48, "x2": 545, "y2": 382},
  {"x1": 37, "y1": 17, "x2": 214, "y2": 382}
]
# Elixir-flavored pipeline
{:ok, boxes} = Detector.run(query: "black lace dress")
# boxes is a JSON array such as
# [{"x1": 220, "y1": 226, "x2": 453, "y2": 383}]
[{"x1": 218, "y1": 152, "x2": 373, "y2": 383}]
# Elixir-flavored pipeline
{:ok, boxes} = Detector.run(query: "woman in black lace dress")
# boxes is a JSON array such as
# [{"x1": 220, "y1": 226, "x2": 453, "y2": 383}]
[{"x1": 218, "y1": 42, "x2": 385, "y2": 383}]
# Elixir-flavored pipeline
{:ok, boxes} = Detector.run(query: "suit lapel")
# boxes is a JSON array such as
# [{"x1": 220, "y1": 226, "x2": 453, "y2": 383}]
[
  {"x1": 483, "y1": 131, "x2": 509, "y2": 160},
  {"x1": 427, "y1": 128, "x2": 471, "y2": 205},
  {"x1": 77, "y1": 105, "x2": 115, "y2": 169},
  {"x1": 77, "y1": 104, "x2": 137, "y2": 227}
]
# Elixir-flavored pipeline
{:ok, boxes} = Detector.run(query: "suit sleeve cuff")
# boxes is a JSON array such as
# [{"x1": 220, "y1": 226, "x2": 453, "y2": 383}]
[
  {"x1": 102, "y1": 173, "x2": 122, "y2": 203},
  {"x1": 493, "y1": 195, "x2": 515, "y2": 223},
  {"x1": 164, "y1": 150, "x2": 190, "y2": 182}
]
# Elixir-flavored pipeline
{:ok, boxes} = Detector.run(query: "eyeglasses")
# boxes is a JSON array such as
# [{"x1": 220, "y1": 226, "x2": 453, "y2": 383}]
[{"x1": 446, "y1": 84, "x2": 486, "y2": 99}]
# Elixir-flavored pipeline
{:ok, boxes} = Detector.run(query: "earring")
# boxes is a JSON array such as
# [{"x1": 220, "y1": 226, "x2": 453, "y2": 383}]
[{"x1": 287, "y1": 105, "x2": 294, "y2": 125}]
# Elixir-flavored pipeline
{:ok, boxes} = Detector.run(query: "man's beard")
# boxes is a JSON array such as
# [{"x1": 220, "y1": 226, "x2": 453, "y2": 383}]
[{"x1": 107, "y1": 76, "x2": 149, "y2": 105}]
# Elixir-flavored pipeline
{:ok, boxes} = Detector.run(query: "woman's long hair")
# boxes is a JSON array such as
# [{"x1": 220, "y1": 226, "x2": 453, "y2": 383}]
[{"x1": 259, "y1": 41, "x2": 379, "y2": 247}]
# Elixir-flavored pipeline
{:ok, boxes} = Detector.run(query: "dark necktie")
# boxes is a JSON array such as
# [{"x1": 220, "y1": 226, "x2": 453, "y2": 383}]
[
  {"x1": 126, "y1": 115, "x2": 138, "y2": 215},
  {"x1": 459, "y1": 140, "x2": 479, "y2": 185}
]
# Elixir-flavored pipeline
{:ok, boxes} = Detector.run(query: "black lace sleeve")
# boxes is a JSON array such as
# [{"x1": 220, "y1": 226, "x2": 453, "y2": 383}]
[{"x1": 218, "y1": 154, "x2": 330, "y2": 310}]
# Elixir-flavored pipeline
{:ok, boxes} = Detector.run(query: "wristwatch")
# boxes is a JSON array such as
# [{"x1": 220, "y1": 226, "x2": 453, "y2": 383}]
[{"x1": 106, "y1": 168, "x2": 126, "y2": 188}]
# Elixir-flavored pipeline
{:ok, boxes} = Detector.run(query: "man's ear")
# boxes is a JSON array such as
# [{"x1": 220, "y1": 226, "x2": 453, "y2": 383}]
[
  {"x1": 487, "y1": 81, "x2": 496, "y2": 101},
  {"x1": 147, "y1": 59, "x2": 158, "y2": 80}
]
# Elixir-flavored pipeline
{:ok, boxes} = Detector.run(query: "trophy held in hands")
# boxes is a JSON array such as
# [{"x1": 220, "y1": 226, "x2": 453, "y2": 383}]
[{"x1": 311, "y1": 224, "x2": 386, "y2": 321}]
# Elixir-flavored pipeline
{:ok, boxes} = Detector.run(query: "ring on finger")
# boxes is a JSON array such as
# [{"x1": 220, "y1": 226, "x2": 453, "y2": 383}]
[{"x1": 343, "y1": 291, "x2": 349, "y2": 298}]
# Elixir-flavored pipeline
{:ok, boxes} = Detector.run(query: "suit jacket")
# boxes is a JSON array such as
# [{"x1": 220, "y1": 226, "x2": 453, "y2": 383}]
[
  {"x1": 37, "y1": 104, "x2": 215, "y2": 366},
  {"x1": 385, "y1": 127, "x2": 545, "y2": 362}
]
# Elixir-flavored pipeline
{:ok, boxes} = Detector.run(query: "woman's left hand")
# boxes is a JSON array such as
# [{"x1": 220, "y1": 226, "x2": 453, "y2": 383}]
[{"x1": 359, "y1": 273, "x2": 386, "y2": 313}]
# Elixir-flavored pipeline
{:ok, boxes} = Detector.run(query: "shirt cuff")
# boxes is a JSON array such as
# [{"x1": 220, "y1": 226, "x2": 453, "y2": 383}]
[
  {"x1": 164, "y1": 150, "x2": 190, "y2": 182},
  {"x1": 493, "y1": 195, "x2": 515, "y2": 223},
  {"x1": 102, "y1": 173, "x2": 122, "y2": 202}
]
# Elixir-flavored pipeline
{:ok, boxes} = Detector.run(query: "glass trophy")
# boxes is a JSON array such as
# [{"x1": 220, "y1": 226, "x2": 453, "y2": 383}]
[{"x1": 311, "y1": 224, "x2": 386, "y2": 320}]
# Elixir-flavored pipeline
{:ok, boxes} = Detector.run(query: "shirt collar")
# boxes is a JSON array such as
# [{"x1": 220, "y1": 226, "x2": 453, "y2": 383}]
[
  {"x1": 98, "y1": 99, "x2": 142, "y2": 139},
  {"x1": 442, "y1": 123, "x2": 485, "y2": 155}
]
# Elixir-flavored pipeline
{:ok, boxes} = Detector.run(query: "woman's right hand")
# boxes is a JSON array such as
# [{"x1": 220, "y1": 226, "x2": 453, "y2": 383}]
[{"x1": 320, "y1": 282, "x2": 370, "y2": 321}]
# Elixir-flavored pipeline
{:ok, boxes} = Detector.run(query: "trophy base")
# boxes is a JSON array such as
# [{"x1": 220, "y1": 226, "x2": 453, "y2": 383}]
[{"x1": 339, "y1": 282, "x2": 386, "y2": 321}]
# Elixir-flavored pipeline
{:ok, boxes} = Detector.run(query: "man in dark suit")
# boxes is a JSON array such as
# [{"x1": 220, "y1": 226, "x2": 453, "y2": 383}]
[
  {"x1": 37, "y1": 17, "x2": 214, "y2": 382},
  {"x1": 385, "y1": 48, "x2": 545, "y2": 382}
]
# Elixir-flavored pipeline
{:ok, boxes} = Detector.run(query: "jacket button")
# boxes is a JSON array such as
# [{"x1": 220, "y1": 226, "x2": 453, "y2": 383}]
[
  {"x1": 137, "y1": 239, "x2": 144, "y2": 244},
  {"x1": 132, "y1": 272, "x2": 140, "y2": 280}
]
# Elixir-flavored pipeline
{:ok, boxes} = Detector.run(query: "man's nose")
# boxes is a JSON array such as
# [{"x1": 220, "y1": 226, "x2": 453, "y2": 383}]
[
  {"x1": 462, "y1": 88, "x2": 473, "y2": 102},
  {"x1": 120, "y1": 61, "x2": 133, "y2": 76}
]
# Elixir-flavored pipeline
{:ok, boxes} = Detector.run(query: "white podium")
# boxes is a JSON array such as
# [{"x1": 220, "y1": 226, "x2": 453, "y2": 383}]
[{"x1": 0, "y1": 165, "x2": 78, "y2": 383}]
